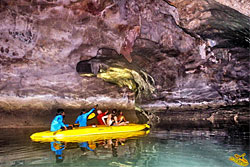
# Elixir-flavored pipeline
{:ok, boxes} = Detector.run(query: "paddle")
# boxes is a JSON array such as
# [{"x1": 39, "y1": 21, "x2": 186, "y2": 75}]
[
  {"x1": 53, "y1": 129, "x2": 62, "y2": 136},
  {"x1": 87, "y1": 104, "x2": 98, "y2": 120},
  {"x1": 87, "y1": 112, "x2": 96, "y2": 120}
]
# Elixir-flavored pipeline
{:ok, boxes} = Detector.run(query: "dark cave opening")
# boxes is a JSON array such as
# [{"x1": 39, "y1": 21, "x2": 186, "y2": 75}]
[{"x1": 76, "y1": 60, "x2": 93, "y2": 74}]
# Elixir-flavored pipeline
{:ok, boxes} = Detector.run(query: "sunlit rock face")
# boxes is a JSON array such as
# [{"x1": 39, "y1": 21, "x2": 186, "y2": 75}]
[{"x1": 0, "y1": 0, "x2": 249, "y2": 120}]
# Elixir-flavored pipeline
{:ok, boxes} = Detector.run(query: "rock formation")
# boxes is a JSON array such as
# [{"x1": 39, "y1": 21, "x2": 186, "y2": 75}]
[{"x1": 0, "y1": 0, "x2": 249, "y2": 126}]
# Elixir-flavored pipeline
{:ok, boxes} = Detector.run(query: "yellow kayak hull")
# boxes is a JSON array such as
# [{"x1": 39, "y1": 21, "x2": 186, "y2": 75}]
[{"x1": 30, "y1": 124, "x2": 150, "y2": 143}]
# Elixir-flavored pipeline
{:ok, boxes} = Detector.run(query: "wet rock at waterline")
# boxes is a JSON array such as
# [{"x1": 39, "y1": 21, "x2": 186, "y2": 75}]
[{"x1": 0, "y1": 0, "x2": 249, "y2": 126}]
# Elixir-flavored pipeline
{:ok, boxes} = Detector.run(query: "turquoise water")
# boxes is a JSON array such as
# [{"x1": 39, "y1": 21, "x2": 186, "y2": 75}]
[{"x1": 0, "y1": 125, "x2": 249, "y2": 167}]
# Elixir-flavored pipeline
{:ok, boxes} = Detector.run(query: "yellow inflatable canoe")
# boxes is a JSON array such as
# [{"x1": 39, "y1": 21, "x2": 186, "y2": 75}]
[
  {"x1": 30, "y1": 124, "x2": 150, "y2": 142},
  {"x1": 31, "y1": 130, "x2": 150, "y2": 143}
]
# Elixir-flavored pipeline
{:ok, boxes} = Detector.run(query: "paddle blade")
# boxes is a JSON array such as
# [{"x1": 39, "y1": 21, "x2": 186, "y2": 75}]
[{"x1": 88, "y1": 113, "x2": 96, "y2": 120}]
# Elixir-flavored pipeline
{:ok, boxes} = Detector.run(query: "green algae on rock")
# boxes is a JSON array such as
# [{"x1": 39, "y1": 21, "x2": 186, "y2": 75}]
[{"x1": 81, "y1": 66, "x2": 155, "y2": 100}]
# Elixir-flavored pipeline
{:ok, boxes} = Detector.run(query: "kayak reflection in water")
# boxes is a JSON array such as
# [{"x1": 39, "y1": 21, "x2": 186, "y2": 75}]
[
  {"x1": 79, "y1": 142, "x2": 94, "y2": 152},
  {"x1": 102, "y1": 138, "x2": 126, "y2": 157},
  {"x1": 50, "y1": 141, "x2": 66, "y2": 163}
]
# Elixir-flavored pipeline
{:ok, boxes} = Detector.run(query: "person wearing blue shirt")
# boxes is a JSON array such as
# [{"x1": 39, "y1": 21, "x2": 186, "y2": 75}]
[
  {"x1": 50, "y1": 141, "x2": 65, "y2": 163},
  {"x1": 75, "y1": 105, "x2": 98, "y2": 127},
  {"x1": 50, "y1": 109, "x2": 68, "y2": 132}
]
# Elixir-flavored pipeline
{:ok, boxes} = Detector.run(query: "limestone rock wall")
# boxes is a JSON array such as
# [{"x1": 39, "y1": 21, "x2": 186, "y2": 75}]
[{"x1": 0, "y1": 0, "x2": 249, "y2": 120}]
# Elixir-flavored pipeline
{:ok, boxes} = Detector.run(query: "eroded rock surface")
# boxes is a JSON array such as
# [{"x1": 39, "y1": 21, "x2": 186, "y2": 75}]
[{"x1": 0, "y1": 0, "x2": 249, "y2": 125}]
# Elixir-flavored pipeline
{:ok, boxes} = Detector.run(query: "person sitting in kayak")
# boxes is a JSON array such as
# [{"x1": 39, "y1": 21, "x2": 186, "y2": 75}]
[
  {"x1": 102, "y1": 112, "x2": 114, "y2": 126},
  {"x1": 112, "y1": 109, "x2": 119, "y2": 125},
  {"x1": 75, "y1": 105, "x2": 98, "y2": 127},
  {"x1": 117, "y1": 111, "x2": 129, "y2": 125},
  {"x1": 112, "y1": 109, "x2": 127, "y2": 126},
  {"x1": 102, "y1": 110, "x2": 128, "y2": 126},
  {"x1": 50, "y1": 109, "x2": 69, "y2": 132},
  {"x1": 97, "y1": 109, "x2": 109, "y2": 125}
]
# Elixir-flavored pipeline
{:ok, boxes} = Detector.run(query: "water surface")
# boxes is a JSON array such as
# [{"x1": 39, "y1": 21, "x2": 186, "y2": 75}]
[{"x1": 0, "y1": 124, "x2": 249, "y2": 167}]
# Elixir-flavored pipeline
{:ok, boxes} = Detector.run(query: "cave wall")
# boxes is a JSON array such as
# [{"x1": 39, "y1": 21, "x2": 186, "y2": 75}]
[{"x1": 0, "y1": 0, "x2": 249, "y2": 119}]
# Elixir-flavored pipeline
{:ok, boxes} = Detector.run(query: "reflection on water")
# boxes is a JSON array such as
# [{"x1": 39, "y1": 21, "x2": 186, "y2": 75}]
[
  {"x1": 50, "y1": 141, "x2": 66, "y2": 163},
  {"x1": 0, "y1": 124, "x2": 249, "y2": 167},
  {"x1": 49, "y1": 137, "x2": 131, "y2": 164}
]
